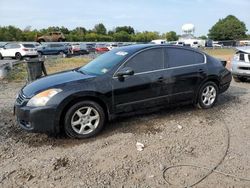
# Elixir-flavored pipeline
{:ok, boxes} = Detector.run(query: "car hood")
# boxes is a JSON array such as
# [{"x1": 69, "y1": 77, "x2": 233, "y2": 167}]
[
  {"x1": 22, "y1": 70, "x2": 95, "y2": 98},
  {"x1": 236, "y1": 47, "x2": 250, "y2": 54}
]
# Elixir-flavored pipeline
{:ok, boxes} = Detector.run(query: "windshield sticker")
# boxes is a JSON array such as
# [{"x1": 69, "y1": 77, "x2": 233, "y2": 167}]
[{"x1": 116, "y1": 51, "x2": 128, "y2": 56}]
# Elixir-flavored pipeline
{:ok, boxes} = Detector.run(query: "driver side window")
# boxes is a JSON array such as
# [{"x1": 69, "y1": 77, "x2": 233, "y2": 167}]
[{"x1": 124, "y1": 48, "x2": 164, "y2": 74}]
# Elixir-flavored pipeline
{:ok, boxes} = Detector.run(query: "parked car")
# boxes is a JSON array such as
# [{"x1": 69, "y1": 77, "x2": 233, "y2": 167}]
[
  {"x1": 71, "y1": 43, "x2": 89, "y2": 55},
  {"x1": 35, "y1": 32, "x2": 66, "y2": 43},
  {"x1": 0, "y1": 43, "x2": 38, "y2": 60},
  {"x1": 212, "y1": 41, "x2": 223, "y2": 48},
  {"x1": 84, "y1": 43, "x2": 96, "y2": 53},
  {"x1": 231, "y1": 47, "x2": 250, "y2": 82},
  {"x1": 106, "y1": 43, "x2": 119, "y2": 50},
  {"x1": 14, "y1": 44, "x2": 231, "y2": 138},
  {"x1": 37, "y1": 43, "x2": 70, "y2": 56},
  {"x1": 151, "y1": 40, "x2": 166, "y2": 44},
  {"x1": 95, "y1": 44, "x2": 109, "y2": 53}
]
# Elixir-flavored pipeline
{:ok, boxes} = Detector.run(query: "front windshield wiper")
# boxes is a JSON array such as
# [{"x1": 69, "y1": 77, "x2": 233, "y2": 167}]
[{"x1": 75, "y1": 68, "x2": 86, "y2": 75}]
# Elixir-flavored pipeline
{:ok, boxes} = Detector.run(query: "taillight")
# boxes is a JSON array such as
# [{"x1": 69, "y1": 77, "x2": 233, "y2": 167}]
[{"x1": 22, "y1": 48, "x2": 29, "y2": 51}]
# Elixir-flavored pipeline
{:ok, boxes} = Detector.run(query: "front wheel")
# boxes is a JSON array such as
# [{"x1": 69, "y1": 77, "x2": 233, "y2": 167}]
[
  {"x1": 0, "y1": 53, "x2": 3, "y2": 60},
  {"x1": 64, "y1": 101, "x2": 105, "y2": 138},
  {"x1": 196, "y1": 82, "x2": 218, "y2": 109}
]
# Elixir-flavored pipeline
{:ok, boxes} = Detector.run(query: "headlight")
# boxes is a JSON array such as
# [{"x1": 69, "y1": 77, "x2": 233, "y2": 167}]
[{"x1": 27, "y1": 88, "x2": 62, "y2": 107}]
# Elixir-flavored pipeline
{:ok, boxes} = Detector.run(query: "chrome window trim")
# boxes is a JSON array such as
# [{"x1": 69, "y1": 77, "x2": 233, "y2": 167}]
[{"x1": 113, "y1": 46, "x2": 207, "y2": 78}]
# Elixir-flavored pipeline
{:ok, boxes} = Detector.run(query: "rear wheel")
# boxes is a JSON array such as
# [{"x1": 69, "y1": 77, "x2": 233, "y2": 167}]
[
  {"x1": 64, "y1": 101, "x2": 105, "y2": 138},
  {"x1": 196, "y1": 81, "x2": 218, "y2": 109},
  {"x1": 38, "y1": 51, "x2": 43, "y2": 57},
  {"x1": 233, "y1": 76, "x2": 247, "y2": 82},
  {"x1": 59, "y1": 51, "x2": 67, "y2": 58},
  {"x1": 15, "y1": 52, "x2": 22, "y2": 60}
]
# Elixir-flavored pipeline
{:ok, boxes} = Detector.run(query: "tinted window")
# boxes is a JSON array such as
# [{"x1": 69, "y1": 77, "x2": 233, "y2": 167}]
[
  {"x1": 4, "y1": 44, "x2": 12, "y2": 49},
  {"x1": 50, "y1": 44, "x2": 63, "y2": 48},
  {"x1": 23, "y1": 44, "x2": 35, "y2": 48},
  {"x1": 124, "y1": 48, "x2": 164, "y2": 73},
  {"x1": 166, "y1": 48, "x2": 204, "y2": 68}
]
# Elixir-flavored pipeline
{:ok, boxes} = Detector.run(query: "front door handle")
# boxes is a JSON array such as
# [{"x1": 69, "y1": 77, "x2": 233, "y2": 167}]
[
  {"x1": 198, "y1": 69, "x2": 205, "y2": 73},
  {"x1": 157, "y1": 77, "x2": 164, "y2": 82}
]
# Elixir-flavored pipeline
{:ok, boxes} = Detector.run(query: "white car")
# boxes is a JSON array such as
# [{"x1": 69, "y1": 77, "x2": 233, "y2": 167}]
[
  {"x1": 0, "y1": 43, "x2": 38, "y2": 60},
  {"x1": 106, "y1": 43, "x2": 118, "y2": 50},
  {"x1": 231, "y1": 47, "x2": 250, "y2": 82}
]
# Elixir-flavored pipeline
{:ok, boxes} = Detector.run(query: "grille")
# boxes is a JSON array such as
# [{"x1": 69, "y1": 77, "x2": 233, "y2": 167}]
[
  {"x1": 16, "y1": 93, "x2": 26, "y2": 105},
  {"x1": 239, "y1": 67, "x2": 250, "y2": 70}
]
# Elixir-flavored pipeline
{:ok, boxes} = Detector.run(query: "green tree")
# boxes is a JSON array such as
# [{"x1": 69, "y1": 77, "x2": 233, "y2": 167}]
[
  {"x1": 93, "y1": 23, "x2": 107, "y2": 35},
  {"x1": 165, "y1": 31, "x2": 178, "y2": 41},
  {"x1": 208, "y1": 15, "x2": 247, "y2": 40},
  {"x1": 199, "y1": 35, "x2": 208, "y2": 40},
  {"x1": 133, "y1": 31, "x2": 160, "y2": 42},
  {"x1": 113, "y1": 31, "x2": 131, "y2": 42},
  {"x1": 115, "y1": 26, "x2": 135, "y2": 34}
]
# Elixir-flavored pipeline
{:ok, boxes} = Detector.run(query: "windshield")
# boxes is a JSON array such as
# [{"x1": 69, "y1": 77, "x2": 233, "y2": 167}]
[{"x1": 79, "y1": 50, "x2": 129, "y2": 75}]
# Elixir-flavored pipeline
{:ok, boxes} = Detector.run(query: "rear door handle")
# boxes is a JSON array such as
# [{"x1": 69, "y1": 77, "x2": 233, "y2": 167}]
[{"x1": 198, "y1": 69, "x2": 205, "y2": 73}]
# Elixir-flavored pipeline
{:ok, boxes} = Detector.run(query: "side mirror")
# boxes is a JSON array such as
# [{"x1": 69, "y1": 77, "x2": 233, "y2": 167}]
[{"x1": 116, "y1": 67, "x2": 134, "y2": 78}]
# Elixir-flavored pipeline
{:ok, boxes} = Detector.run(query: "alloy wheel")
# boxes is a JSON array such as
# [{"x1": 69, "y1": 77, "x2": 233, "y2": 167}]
[
  {"x1": 201, "y1": 85, "x2": 217, "y2": 106},
  {"x1": 71, "y1": 106, "x2": 100, "y2": 135}
]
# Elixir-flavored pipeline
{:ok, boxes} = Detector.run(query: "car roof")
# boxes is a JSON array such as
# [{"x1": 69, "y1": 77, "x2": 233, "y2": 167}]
[{"x1": 115, "y1": 44, "x2": 203, "y2": 54}]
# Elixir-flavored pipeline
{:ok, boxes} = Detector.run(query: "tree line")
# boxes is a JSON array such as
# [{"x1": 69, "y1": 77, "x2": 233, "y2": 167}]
[
  {"x1": 0, "y1": 24, "x2": 179, "y2": 42},
  {"x1": 0, "y1": 15, "x2": 249, "y2": 42}
]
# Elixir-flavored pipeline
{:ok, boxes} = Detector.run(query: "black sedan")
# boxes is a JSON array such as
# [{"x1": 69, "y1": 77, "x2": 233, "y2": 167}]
[{"x1": 14, "y1": 44, "x2": 232, "y2": 138}]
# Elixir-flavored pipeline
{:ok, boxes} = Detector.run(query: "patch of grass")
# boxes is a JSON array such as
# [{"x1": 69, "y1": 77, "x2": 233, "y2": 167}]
[
  {"x1": 202, "y1": 48, "x2": 236, "y2": 60},
  {"x1": 45, "y1": 57, "x2": 91, "y2": 74},
  {"x1": 5, "y1": 57, "x2": 92, "y2": 82},
  {"x1": 5, "y1": 63, "x2": 27, "y2": 82}
]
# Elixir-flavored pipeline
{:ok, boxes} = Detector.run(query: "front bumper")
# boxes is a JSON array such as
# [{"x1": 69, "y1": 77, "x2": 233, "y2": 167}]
[
  {"x1": 231, "y1": 60, "x2": 250, "y2": 78},
  {"x1": 14, "y1": 104, "x2": 58, "y2": 133}
]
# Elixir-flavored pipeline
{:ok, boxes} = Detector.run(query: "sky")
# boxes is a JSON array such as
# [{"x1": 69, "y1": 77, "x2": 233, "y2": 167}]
[{"x1": 0, "y1": 0, "x2": 249, "y2": 36}]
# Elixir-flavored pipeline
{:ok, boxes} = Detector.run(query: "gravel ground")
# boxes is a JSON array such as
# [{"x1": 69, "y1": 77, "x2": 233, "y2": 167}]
[{"x1": 0, "y1": 80, "x2": 250, "y2": 188}]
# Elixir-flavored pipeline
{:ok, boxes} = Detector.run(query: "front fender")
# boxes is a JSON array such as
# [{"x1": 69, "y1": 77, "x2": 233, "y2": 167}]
[{"x1": 51, "y1": 91, "x2": 112, "y2": 133}]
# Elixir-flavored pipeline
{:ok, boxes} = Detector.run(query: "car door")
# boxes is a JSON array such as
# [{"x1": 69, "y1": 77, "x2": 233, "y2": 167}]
[
  {"x1": 112, "y1": 48, "x2": 167, "y2": 113},
  {"x1": 2, "y1": 43, "x2": 13, "y2": 57},
  {"x1": 12, "y1": 43, "x2": 21, "y2": 57},
  {"x1": 163, "y1": 47, "x2": 207, "y2": 103}
]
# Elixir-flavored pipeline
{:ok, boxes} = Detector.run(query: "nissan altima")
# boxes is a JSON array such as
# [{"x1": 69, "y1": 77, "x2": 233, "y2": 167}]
[{"x1": 14, "y1": 44, "x2": 232, "y2": 138}]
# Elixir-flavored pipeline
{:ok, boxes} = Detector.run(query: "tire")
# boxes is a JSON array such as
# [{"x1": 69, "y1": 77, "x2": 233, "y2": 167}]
[
  {"x1": 0, "y1": 53, "x2": 3, "y2": 60},
  {"x1": 15, "y1": 52, "x2": 22, "y2": 60},
  {"x1": 196, "y1": 81, "x2": 218, "y2": 109},
  {"x1": 233, "y1": 76, "x2": 247, "y2": 82},
  {"x1": 59, "y1": 51, "x2": 67, "y2": 58},
  {"x1": 38, "y1": 51, "x2": 43, "y2": 57},
  {"x1": 64, "y1": 101, "x2": 106, "y2": 138}
]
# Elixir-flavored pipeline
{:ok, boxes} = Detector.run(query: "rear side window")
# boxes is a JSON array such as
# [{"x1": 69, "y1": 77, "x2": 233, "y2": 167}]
[
  {"x1": 165, "y1": 48, "x2": 204, "y2": 68},
  {"x1": 23, "y1": 44, "x2": 35, "y2": 48},
  {"x1": 124, "y1": 48, "x2": 164, "y2": 73}
]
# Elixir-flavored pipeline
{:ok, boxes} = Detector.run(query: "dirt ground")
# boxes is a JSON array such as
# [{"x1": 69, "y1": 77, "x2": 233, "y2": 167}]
[{"x1": 1, "y1": 74, "x2": 250, "y2": 187}]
